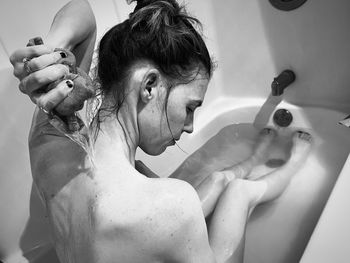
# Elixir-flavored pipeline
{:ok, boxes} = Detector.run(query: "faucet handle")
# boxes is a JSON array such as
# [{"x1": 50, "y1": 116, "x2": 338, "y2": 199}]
[{"x1": 271, "y1": 70, "x2": 296, "y2": 96}]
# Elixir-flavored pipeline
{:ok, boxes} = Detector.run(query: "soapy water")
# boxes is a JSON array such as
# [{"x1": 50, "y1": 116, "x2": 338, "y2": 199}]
[
  {"x1": 47, "y1": 112, "x2": 95, "y2": 168},
  {"x1": 171, "y1": 122, "x2": 299, "y2": 187}
]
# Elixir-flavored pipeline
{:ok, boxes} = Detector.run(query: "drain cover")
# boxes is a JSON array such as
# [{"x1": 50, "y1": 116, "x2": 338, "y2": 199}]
[
  {"x1": 273, "y1": 109, "x2": 293, "y2": 127},
  {"x1": 269, "y1": 0, "x2": 308, "y2": 11}
]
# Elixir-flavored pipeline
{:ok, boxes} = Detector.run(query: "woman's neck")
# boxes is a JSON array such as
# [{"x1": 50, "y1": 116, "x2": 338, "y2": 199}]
[{"x1": 92, "y1": 107, "x2": 139, "y2": 172}]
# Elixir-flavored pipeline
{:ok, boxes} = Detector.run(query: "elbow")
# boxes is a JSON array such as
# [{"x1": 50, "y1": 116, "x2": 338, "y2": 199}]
[{"x1": 80, "y1": 0, "x2": 97, "y2": 34}]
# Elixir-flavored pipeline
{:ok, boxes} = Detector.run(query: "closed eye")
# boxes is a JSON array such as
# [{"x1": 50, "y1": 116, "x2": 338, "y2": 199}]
[{"x1": 187, "y1": 100, "x2": 202, "y2": 114}]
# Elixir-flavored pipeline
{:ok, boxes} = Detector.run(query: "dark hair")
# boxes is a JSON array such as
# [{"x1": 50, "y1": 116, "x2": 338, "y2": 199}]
[{"x1": 91, "y1": 0, "x2": 213, "y2": 138}]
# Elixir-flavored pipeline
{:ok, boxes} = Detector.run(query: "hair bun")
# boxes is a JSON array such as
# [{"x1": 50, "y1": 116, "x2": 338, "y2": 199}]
[
  {"x1": 130, "y1": 0, "x2": 180, "y2": 16},
  {"x1": 134, "y1": 0, "x2": 157, "y2": 12}
]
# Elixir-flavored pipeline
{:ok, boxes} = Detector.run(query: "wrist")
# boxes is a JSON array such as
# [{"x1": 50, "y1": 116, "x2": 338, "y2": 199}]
[
  {"x1": 44, "y1": 0, "x2": 96, "y2": 51},
  {"x1": 44, "y1": 32, "x2": 74, "y2": 51}
]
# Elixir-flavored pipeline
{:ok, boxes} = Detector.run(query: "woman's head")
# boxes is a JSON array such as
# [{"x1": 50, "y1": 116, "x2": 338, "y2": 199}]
[{"x1": 95, "y1": 0, "x2": 214, "y2": 154}]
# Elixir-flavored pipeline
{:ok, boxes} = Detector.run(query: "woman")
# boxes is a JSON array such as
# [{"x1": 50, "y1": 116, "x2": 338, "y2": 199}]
[{"x1": 10, "y1": 0, "x2": 312, "y2": 262}]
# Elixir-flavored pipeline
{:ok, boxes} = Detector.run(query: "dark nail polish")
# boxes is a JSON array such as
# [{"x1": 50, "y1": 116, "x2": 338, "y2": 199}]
[
  {"x1": 60, "y1": 52, "x2": 67, "y2": 58},
  {"x1": 66, "y1": 80, "x2": 74, "y2": 88}
]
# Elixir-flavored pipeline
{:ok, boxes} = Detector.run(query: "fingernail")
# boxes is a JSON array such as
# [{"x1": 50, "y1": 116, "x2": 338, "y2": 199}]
[
  {"x1": 66, "y1": 80, "x2": 74, "y2": 88},
  {"x1": 60, "y1": 52, "x2": 67, "y2": 58}
]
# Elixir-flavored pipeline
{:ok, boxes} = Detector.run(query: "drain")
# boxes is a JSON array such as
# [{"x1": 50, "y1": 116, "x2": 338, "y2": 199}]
[
  {"x1": 273, "y1": 109, "x2": 293, "y2": 127},
  {"x1": 266, "y1": 159, "x2": 286, "y2": 168},
  {"x1": 269, "y1": 0, "x2": 308, "y2": 11}
]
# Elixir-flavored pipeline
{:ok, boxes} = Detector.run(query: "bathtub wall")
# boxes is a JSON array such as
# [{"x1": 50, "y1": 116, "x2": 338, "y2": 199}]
[
  {"x1": 97, "y1": 0, "x2": 350, "y2": 112},
  {"x1": 213, "y1": 0, "x2": 350, "y2": 112}
]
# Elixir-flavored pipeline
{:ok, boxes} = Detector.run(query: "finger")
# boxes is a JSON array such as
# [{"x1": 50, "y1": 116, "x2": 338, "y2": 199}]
[
  {"x1": 11, "y1": 45, "x2": 55, "y2": 79},
  {"x1": 20, "y1": 64, "x2": 70, "y2": 94},
  {"x1": 32, "y1": 80, "x2": 74, "y2": 112},
  {"x1": 9, "y1": 45, "x2": 53, "y2": 66},
  {"x1": 27, "y1": 37, "x2": 44, "y2": 46},
  {"x1": 135, "y1": 160, "x2": 159, "y2": 178},
  {"x1": 27, "y1": 51, "x2": 68, "y2": 73}
]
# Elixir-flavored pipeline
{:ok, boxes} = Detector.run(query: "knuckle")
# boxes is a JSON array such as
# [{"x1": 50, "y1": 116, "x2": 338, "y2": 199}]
[
  {"x1": 28, "y1": 57, "x2": 40, "y2": 71},
  {"x1": 27, "y1": 46, "x2": 41, "y2": 58},
  {"x1": 34, "y1": 69, "x2": 57, "y2": 85},
  {"x1": 36, "y1": 96, "x2": 44, "y2": 107},
  {"x1": 56, "y1": 87, "x2": 67, "y2": 98},
  {"x1": 30, "y1": 71, "x2": 45, "y2": 85},
  {"x1": 44, "y1": 65, "x2": 68, "y2": 82},
  {"x1": 9, "y1": 50, "x2": 23, "y2": 65},
  {"x1": 57, "y1": 64, "x2": 70, "y2": 75},
  {"x1": 54, "y1": 51, "x2": 64, "y2": 62},
  {"x1": 13, "y1": 67, "x2": 20, "y2": 78},
  {"x1": 30, "y1": 96, "x2": 38, "y2": 104},
  {"x1": 9, "y1": 53, "x2": 17, "y2": 65},
  {"x1": 43, "y1": 99, "x2": 55, "y2": 111},
  {"x1": 19, "y1": 81, "x2": 27, "y2": 94}
]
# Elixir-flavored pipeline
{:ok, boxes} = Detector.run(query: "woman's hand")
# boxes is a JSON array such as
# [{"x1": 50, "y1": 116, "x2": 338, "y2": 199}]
[
  {"x1": 135, "y1": 160, "x2": 160, "y2": 178},
  {"x1": 9, "y1": 0, "x2": 97, "y2": 114},
  {"x1": 10, "y1": 46, "x2": 73, "y2": 112}
]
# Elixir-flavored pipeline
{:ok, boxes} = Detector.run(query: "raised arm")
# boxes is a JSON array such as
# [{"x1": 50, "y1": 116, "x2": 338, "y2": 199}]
[
  {"x1": 9, "y1": 0, "x2": 97, "y2": 198},
  {"x1": 10, "y1": 0, "x2": 96, "y2": 111},
  {"x1": 44, "y1": 0, "x2": 96, "y2": 71}
]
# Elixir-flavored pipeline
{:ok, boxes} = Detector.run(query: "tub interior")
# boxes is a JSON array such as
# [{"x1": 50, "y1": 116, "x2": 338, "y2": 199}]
[
  {"x1": 136, "y1": 98, "x2": 350, "y2": 263},
  {"x1": 300, "y1": 154, "x2": 350, "y2": 263}
]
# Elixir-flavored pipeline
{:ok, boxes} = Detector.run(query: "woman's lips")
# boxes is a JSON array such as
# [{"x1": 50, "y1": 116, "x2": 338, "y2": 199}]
[
  {"x1": 167, "y1": 137, "x2": 180, "y2": 146},
  {"x1": 168, "y1": 139, "x2": 176, "y2": 146}
]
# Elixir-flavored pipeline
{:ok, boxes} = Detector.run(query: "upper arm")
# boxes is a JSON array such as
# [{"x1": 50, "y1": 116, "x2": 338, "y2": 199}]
[{"x1": 29, "y1": 107, "x2": 90, "y2": 199}]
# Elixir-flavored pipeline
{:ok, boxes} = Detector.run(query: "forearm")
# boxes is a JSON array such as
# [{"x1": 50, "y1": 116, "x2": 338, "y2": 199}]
[
  {"x1": 45, "y1": 0, "x2": 96, "y2": 72},
  {"x1": 45, "y1": 0, "x2": 96, "y2": 50},
  {"x1": 208, "y1": 180, "x2": 251, "y2": 263},
  {"x1": 135, "y1": 160, "x2": 160, "y2": 178}
]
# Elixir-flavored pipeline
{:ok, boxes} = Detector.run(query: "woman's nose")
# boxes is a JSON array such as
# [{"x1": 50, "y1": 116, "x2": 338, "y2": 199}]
[{"x1": 183, "y1": 121, "x2": 194, "y2": 134}]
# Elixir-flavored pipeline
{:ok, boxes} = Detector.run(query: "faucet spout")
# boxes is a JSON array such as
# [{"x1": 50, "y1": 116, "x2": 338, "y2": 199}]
[{"x1": 271, "y1": 70, "x2": 296, "y2": 96}]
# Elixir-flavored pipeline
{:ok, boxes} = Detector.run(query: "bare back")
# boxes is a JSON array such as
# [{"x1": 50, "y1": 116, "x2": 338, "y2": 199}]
[{"x1": 29, "y1": 109, "x2": 215, "y2": 263}]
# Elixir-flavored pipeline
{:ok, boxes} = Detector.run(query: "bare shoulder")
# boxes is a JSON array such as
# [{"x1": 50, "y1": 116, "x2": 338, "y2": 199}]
[{"x1": 93, "y1": 177, "x2": 216, "y2": 263}]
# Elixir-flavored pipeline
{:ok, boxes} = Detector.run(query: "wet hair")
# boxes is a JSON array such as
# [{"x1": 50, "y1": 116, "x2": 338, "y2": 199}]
[{"x1": 91, "y1": 0, "x2": 214, "y2": 139}]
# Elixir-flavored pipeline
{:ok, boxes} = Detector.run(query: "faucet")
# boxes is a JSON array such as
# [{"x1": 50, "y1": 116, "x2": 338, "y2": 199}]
[{"x1": 271, "y1": 70, "x2": 296, "y2": 96}]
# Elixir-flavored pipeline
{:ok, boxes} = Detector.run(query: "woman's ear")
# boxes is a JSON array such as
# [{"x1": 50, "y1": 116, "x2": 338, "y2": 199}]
[{"x1": 140, "y1": 69, "x2": 160, "y2": 103}]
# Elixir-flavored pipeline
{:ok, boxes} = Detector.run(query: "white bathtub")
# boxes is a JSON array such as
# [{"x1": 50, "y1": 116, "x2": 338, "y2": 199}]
[{"x1": 137, "y1": 96, "x2": 350, "y2": 263}]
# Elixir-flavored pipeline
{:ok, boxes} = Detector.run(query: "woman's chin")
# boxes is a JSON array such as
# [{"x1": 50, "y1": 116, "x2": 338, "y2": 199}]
[
  {"x1": 140, "y1": 140, "x2": 175, "y2": 156},
  {"x1": 141, "y1": 145, "x2": 166, "y2": 156}
]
